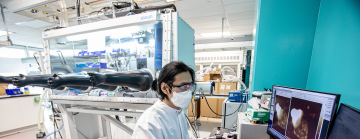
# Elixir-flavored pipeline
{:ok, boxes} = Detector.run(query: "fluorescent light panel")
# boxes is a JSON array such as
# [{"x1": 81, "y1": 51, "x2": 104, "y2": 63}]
[{"x1": 0, "y1": 30, "x2": 13, "y2": 36}]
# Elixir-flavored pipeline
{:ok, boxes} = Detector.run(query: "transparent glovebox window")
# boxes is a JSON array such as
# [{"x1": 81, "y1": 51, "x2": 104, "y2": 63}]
[{"x1": 48, "y1": 23, "x2": 158, "y2": 75}]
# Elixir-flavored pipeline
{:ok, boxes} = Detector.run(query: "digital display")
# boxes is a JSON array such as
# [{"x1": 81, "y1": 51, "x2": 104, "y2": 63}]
[{"x1": 268, "y1": 86, "x2": 339, "y2": 139}]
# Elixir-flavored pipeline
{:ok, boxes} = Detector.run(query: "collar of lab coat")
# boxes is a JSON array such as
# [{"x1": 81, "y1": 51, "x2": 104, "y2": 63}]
[{"x1": 156, "y1": 99, "x2": 182, "y2": 115}]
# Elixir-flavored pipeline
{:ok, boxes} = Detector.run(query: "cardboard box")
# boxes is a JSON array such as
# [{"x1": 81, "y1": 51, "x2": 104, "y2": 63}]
[
  {"x1": 215, "y1": 82, "x2": 237, "y2": 93},
  {"x1": 200, "y1": 97, "x2": 218, "y2": 118},
  {"x1": 217, "y1": 98, "x2": 226, "y2": 118},
  {"x1": 204, "y1": 74, "x2": 210, "y2": 81},
  {"x1": 0, "y1": 84, "x2": 8, "y2": 95},
  {"x1": 209, "y1": 71, "x2": 221, "y2": 74},
  {"x1": 210, "y1": 74, "x2": 222, "y2": 80},
  {"x1": 188, "y1": 98, "x2": 200, "y2": 117}
]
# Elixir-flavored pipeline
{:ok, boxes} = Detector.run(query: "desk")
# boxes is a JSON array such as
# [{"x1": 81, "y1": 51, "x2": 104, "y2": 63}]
[{"x1": 237, "y1": 112, "x2": 269, "y2": 139}]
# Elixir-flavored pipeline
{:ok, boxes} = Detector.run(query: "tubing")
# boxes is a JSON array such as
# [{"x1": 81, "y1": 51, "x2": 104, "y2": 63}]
[
  {"x1": 48, "y1": 73, "x2": 118, "y2": 91},
  {"x1": 44, "y1": 105, "x2": 64, "y2": 139},
  {"x1": 88, "y1": 69, "x2": 153, "y2": 91},
  {"x1": 13, "y1": 74, "x2": 53, "y2": 88},
  {"x1": 48, "y1": 74, "x2": 92, "y2": 89},
  {"x1": 38, "y1": 89, "x2": 48, "y2": 131},
  {"x1": 0, "y1": 75, "x2": 17, "y2": 84},
  {"x1": 220, "y1": 66, "x2": 247, "y2": 89}
]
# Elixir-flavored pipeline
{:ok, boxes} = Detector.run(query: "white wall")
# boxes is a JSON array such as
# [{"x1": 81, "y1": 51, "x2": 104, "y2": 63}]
[{"x1": 0, "y1": 57, "x2": 27, "y2": 76}]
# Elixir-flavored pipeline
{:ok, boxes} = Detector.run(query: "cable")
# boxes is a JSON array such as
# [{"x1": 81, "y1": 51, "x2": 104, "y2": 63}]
[
  {"x1": 190, "y1": 98, "x2": 198, "y2": 138},
  {"x1": 185, "y1": 114, "x2": 198, "y2": 138},
  {"x1": 123, "y1": 86, "x2": 131, "y2": 92},
  {"x1": 51, "y1": 101, "x2": 63, "y2": 139},
  {"x1": 195, "y1": 99, "x2": 199, "y2": 136},
  {"x1": 202, "y1": 94, "x2": 242, "y2": 116},
  {"x1": 44, "y1": 102, "x2": 64, "y2": 139}
]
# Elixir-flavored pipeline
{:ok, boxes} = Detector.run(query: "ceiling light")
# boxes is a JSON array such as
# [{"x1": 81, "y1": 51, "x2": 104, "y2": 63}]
[
  {"x1": 0, "y1": 30, "x2": 13, "y2": 36},
  {"x1": 200, "y1": 32, "x2": 230, "y2": 38}
]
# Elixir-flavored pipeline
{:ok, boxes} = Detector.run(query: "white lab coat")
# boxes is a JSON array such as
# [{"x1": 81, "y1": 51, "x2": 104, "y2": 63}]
[{"x1": 132, "y1": 100, "x2": 196, "y2": 139}]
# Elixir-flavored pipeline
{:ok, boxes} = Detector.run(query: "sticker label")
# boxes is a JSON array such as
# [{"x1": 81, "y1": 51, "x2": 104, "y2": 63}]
[
  {"x1": 220, "y1": 85, "x2": 225, "y2": 90},
  {"x1": 226, "y1": 85, "x2": 231, "y2": 89},
  {"x1": 141, "y1": 15, "x2": 153, "y2": 20}
]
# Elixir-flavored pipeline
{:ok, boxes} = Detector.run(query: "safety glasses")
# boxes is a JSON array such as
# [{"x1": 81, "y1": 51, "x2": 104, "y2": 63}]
[{"x1": 169, "y1": 82, "x2": 196, "y2": 93}]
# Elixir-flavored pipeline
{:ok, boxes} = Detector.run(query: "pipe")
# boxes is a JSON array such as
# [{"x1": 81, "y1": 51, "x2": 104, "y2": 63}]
[
  {"x1": 58, "y1": 0, "x2": 68, "y2": 27},
  {"x1": 44, "y1": 104, "x2": 64, "y2": 139},
  {"x1": 37, "y1": 89, "x2": 48, "y2": 131}
]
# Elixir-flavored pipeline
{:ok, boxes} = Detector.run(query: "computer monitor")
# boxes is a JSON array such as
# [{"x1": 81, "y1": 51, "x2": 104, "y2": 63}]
[
  {"x1": 328, "y1": 103, "x2": 360, "y2": 139},
  {"x1": 267, "y1": 86, "x2": 340, "y2": 139}
]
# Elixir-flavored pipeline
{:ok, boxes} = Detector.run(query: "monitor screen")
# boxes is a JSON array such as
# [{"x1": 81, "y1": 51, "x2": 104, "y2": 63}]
[
  {"x1": 267, "y1": 86, "x2": 340, "y2": 139},
  {"x1": 328, "y1": 104, "x2": 360, "y2": 139}
]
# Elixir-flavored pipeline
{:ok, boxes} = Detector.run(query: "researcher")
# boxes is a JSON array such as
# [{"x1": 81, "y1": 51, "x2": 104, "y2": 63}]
[{"x1": 131, "y1": 61, "x2": 197, "y2": 139}]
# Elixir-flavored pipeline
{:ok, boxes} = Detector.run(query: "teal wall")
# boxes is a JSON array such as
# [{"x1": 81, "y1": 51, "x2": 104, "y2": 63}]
[
  {"x1": 307, "y1": 0, "x2": 360, "y2": 109},
  {"x1": 251, "y1": 0, "x2": 321, "y2": 93}
]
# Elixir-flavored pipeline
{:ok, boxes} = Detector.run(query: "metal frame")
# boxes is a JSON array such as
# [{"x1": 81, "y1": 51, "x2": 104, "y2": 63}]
[
  {"x1": 43, "y1": 11, "x2": 194, "y2": 139},
  {"x1": 42, "y1": 11, "x2": 159, "y2": 40},
  {"x1": 53, "y1": 97, "x2": 157, "y2": 139}
]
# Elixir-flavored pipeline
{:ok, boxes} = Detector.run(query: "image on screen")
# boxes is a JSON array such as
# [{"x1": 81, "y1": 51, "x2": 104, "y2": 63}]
[
  {"x1": 286, "y1": 97, "x2": 322, "y2": 139},
  {"x1": 272, "y1": 94, "x2": 291, "y2": 135},
  {"x1": 267, "y1": 86, "x2": 338, "y2": 139},
  {"x1": 328, "y1": 104, "x2": 360, "y2": 139}
]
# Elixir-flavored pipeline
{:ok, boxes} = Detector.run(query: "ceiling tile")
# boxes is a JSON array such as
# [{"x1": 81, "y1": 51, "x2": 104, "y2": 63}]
[
  {"x1": 224, "y1": 1, "x2": 256, "y2": 14},
  {"x1": 230, "y1": 25, "x2": 254, "y2": 31},
  {"x1": 183, "y1": 15, "x2": 224, "y2": 25},
  {"x1": 231, "y1": 30, "x2": 253, "y2": 36},
  {"x1": 175, "y1": 0, "x2": 223, "y2": 12},
  {"x1": 17, "y1": 29, "x2": 43, "y2": 37},
  {"x1": 17, "y1": 20, "x2": 54, "y2": 28},
  {"x1": 222, "y1": 0, "x2": 255, "y2": 5},
  {"x1": 191, "y1": 20, "x2": 229, "y2": 30},
  {"x1": 7, "y1": 24, "x2": 34, "y2": 33},
  {"x1": 2, "y1": 12, "x2": 33, "y2": 24},
  {"x1": 228, "y1": 18, "x2": 254, "y2": 27},
  {"x1": 178, "y1": 6, "x2": 224, "y2": 19},
  {"x1": 226, "y1": 11, "x2": 255, "y2": 21},
  {"x1": 195, "y1": 27, "x2": 226, "y2": 33}
]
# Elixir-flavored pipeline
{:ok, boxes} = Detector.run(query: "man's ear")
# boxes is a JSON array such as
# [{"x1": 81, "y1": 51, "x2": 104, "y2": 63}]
[{"x1": 161, "y1": 82, "x2": 170, "y2": 95}]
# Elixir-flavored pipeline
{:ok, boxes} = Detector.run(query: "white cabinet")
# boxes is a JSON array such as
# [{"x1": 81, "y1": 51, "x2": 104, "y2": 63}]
[{"x1": 0, "y1": 95, "x2": 44, "y2": 132}]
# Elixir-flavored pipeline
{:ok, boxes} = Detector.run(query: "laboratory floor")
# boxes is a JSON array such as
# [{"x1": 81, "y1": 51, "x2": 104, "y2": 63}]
[{"x1": 0, "y1": 107, "x2": 221, "y2": 139}]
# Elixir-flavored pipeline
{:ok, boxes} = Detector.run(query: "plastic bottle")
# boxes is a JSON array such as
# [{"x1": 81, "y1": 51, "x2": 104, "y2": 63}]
[{"x1": 24, "y1": 88, "x2": 29, "y2": 94}]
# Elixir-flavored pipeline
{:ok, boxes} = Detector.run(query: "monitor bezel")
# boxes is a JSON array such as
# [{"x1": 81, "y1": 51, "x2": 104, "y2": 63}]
[
  {"x1": 267, "y1": 85, "x2": 341, "y2": 139},
  {"x1": 327, "y1": 103, "x2": 360, "y2": 137}
]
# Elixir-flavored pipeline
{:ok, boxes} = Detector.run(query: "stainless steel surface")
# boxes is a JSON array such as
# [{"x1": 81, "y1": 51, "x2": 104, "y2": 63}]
[
  {"x1": 67, "y1": 107, "x2": 143, "y2": 117},
  {"x1": 51, "y1": 95, "x2": 157, "y2": 104}
]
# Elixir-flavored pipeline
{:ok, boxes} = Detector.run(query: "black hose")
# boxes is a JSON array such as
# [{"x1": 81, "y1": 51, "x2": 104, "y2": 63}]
[{"x1": 202, "y1": 94, "x2": 243, "y2": 116}]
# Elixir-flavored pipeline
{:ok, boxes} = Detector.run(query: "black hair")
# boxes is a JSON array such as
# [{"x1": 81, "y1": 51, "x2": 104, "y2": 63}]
[{"x1": 151, "y1": 61, "x2": 195, "y2": 101}]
